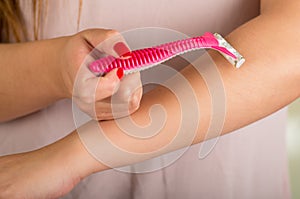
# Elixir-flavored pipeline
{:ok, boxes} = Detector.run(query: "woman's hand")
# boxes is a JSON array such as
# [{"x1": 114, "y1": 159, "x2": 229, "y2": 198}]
[
  {"x1": 0, "y1": 132, "x2": 98, "y2": 199},
  {"x1": 60, "y1": 29, "x2": 143, "y2": 120},
  {"x1": 0, "y1": 28, "x2": 142, "y2": 122},
  {"x1": 0, "y1": 152, "x2": 73, "y2": 198}
]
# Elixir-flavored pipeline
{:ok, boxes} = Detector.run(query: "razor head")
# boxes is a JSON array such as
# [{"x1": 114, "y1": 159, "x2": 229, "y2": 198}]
[{"x1": 214, "y1": 33, "x2": 245, "y2": 68}]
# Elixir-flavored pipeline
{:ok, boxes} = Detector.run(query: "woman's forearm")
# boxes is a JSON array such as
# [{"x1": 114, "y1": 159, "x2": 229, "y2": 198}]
[
  {"x1": 110, "y1": 1, "x2": 300, "y2": 150},
  {"x1": 0, "y1": 38, "x2": 67, "y2": 122},
  {"x1": 35, "y1": 0, "x2": 300, "y2": 180},
  {"x1": 57, "y1": 1, "x2": 300, "y2": 176}
]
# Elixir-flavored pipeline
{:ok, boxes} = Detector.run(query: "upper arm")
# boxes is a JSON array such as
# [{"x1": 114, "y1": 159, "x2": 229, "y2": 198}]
[
  {"x1": 260, "y1": 0, "x2": 281, "y2": 13},
  {"x1": 261, "y1": 0, "x2": 300, "y2": 16},
  {"x1": 260, "y1": 0, "x2": 300, "y2": 43}
]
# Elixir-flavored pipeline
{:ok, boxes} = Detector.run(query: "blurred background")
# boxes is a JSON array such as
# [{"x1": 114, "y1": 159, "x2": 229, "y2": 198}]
[{"x1": 287, "y1": 98, "x2": 300, "y2": 199}]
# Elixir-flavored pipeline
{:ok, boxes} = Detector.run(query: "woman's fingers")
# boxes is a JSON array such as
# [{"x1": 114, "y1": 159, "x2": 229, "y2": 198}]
[
  {"x1": 93, "y1": 72, "x2": 142, "y2": 120},
  {"x1": 96, "y1": 98, "x2": 141, "y2": 120},
  {"x1": 95, "y1": 68, "x2": 124, "y2": 100},
  {"x1": 72, "y1": 28, "x2": 143, "y2": 120}
]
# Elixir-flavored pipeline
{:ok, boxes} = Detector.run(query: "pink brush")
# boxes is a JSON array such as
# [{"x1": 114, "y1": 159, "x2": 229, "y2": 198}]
[{"x1": 89, "y1": 32, "x2": 245, "y2": 76}]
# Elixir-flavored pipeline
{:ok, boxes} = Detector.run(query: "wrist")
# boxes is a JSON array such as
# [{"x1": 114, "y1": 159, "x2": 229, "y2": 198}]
[
  {"x1": 46, "y1": 131, "x2": 107, "y2": 180},
  {"x1": 25, "y1": 37, "x2": 71, "y2": 100},
  {"x1": 48, "y1": 36, "x2": 72, "y2": 99}
]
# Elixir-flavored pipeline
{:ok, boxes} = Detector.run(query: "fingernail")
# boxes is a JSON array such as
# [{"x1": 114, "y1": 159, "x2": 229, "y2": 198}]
[
  {"x1": 117, "y1": 68, "x2": 124, "y2": 79},
  {"x1": 113, "y1": 42, "x2": 131, "y2": 57}
]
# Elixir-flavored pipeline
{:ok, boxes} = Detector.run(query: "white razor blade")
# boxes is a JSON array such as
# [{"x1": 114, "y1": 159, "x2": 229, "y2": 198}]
[{"x1": 214, "y1": 33, "x2": 245, "y2": 68}]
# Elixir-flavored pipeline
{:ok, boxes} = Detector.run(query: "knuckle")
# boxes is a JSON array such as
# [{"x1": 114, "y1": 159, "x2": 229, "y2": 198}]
[
  {"x1": 105, "y1": 29, "x2": 119, "y2": 38},
  {"x1": 95, "y1": 113, "x2": 104, "y2": 121},
  {"x1": 108, "y1": 81, "x2": 118, "y2": 93},
  {"x1": 82, "y1": 96, "x2": 93, "y2": 104},
  {"x1": 129, "y1": 95, "x2": 141, "y2": 110},
  {"x1": 97, "y1": 81, "x2": 116, "y2": 98},
  {"x1": 95, "y1": 112, "x2": 111, "y2": 121},
  {"x1": 78, "y1": 29, "x2": 94, "y2": 38},
  {"x1": 128, "y1": 104, "x2": 140, "y2": 115},
  {"x1": 118, "y1": 91, "x2": 131, "y2": 102},
  {"x1": 81, "y1": 29, "x2": 91, "y2": 34}
]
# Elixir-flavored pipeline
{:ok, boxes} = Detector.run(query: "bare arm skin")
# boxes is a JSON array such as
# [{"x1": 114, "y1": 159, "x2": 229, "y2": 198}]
[
  {"x1": 0, "y1": 29, "x2": 142, "y2": 122},
  {"x1": 0, "y1": 0, "x2": 299, "y2": 197},
  {"x1": 0, "y1": 38, "x2": 66, "y2": 121},
  {"x1": 71, "y1": 0, "x2": 300, "y2": 172}
]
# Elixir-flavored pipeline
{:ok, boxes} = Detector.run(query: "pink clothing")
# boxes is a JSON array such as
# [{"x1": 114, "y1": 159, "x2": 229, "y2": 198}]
[{"x1": 0, "y1": 0, "x2": 290, "y2": 198}]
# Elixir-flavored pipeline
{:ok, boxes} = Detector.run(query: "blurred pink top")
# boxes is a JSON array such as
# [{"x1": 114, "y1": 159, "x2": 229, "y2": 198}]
[{"x1": 0, "y1": 0, "x2": 290, "y2": 198}]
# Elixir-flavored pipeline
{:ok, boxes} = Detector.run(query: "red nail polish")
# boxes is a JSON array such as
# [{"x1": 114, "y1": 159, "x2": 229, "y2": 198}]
[
  {"x1": 113, "y1": 42, "x2": 130, "y2": 57},
  {"x1": 121, "y1": 51, "x2": 132, "y2": 59},
  {"x1": 117, "y1": 68, "x2": 124, "y2": 79}
]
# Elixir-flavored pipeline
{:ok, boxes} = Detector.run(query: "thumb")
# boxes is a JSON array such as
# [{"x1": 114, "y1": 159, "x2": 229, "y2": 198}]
[
  {"x1": 82, "y1": 29, "x2": 131, "y2": 58},
  {"x1": 94, "y1": 68, "x2": 124, "y2": 100}
]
